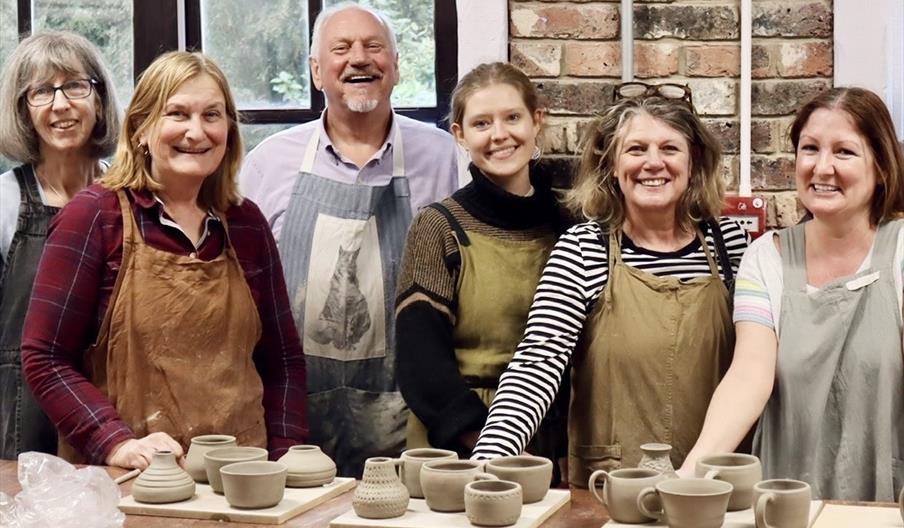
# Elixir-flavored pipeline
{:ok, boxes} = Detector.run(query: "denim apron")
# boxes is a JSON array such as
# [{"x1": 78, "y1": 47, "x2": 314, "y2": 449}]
[
  {"x1": 0, "y1": 165, "x2": 59, "y2": 458},
  {"x1": 755, "y1": 220, "x2": 904, "y2": 501},
  {"x1": 278, "y1": 124, "x2": 410, "y2": 477}
]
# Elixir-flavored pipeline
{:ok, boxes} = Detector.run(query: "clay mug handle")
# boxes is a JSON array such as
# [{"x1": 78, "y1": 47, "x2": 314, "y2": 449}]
[
  {"x1": 703, "y1": 469, "x2": 721, "y2": 480},
  {"x1": 588, "y1": 470, "x2": 610, "y2": 506},
  {"x1": 755, "y1": 492, "x2": 777, "y2": 528},
  {"x1": 636, "y1": 486, "x2": 664, "y2": 521},
  {"x1": 392, "y1": 458, "x2": 405, "y2": 479},
  {"x1": 473, "y1": 472, "x2": 498, "y2": 483}
]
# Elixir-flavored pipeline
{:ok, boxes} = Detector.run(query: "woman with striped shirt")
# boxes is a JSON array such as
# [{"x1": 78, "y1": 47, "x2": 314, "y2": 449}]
[{"x1": 471, "y1": 86, "x2": 749, "y2": 488}]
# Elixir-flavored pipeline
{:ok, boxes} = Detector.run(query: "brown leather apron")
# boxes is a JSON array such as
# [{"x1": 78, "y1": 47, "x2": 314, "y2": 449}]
[
  {"x1": 568, "y1": 227, "x2": 733, "y2": 487},
  {"x1": 59, "y1": 190, "x2": 266, "y2": 461}
]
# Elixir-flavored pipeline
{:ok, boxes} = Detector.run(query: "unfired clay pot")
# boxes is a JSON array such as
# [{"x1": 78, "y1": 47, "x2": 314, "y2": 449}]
[
  {"x1": 352, "y1": 457, "x2": 410, "y2": 519},
  {"x1": 220, "y1": 461, "x2": 287, "y2": 509},
  {"x1": 184, "y1": 434, "x2": 237, "y2": 482},
  {"x1": 753, "y1": 479, "x2": 811, "y2": 528},
  {"x1": 485, "y1": 455, "x2": 552, "y2": 504},
  {"x1": 277, "y1": 445, "x2": 337, "y2": 487},
  {"x1": 204, "y1": 446, "x2": 268, "y2": 494},
  {"x1": 696, "y1": 453, "x2": 762, "y2": 511},
  {"x1": 638, "y1": 443, "x2": 676, "y2": 476},
  {"x1": 131, "y1": 450, "x2": 196, "y2": 504},
  {"x1": 589, "y1": 467, "x2": 663, "y2": 524},
  {"x1": 465, "y1": 479, "x2": 523, "y2": 527},
  {"x1": 399, "y1": 448, "x2": 457, "y2": 499},
  {"x1": 637, "y1": 477, "x2": 733, "y2": 528},
  {"x1": 420, "y1": 460, "x2": 498, "y2": 513}
]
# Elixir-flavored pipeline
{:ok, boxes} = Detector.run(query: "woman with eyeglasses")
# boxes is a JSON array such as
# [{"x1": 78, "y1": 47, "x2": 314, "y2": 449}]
[
  {"x1": 0, "y1": 31, "x2": 121, "y2": 459},
  {"x1": 471, "y1": 83, "x2": 750, "y2": 487},
  {"x1": 680, "y1": 88, "x2": 904, "y2": 501},
  {"x1": 20, "y1": 51, "x2": 306, "y2": 469}
]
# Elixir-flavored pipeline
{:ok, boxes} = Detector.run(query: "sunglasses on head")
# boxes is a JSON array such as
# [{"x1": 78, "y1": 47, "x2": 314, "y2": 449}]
[{"x1": 614, "y1": 82, "x2": 694, "y2": 109}]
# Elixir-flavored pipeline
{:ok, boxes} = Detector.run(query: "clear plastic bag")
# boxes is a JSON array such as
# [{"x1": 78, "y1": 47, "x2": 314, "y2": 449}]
[{"x1": 0, "y1": 452, "x2": 125, "y2": 528}]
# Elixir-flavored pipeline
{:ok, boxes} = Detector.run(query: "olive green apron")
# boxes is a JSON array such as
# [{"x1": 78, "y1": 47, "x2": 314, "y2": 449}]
[
  {"x1": 569, "y1": 227, "x2": 733, "y2": 487},
  {"x1": 406, "y1": 207, "x2": 555, "y2": 448}
]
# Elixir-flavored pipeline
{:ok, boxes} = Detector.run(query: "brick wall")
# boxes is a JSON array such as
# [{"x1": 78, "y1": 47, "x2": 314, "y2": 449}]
[{"x1": 510, "y1": 0, "x2": 834, "y2": 227}]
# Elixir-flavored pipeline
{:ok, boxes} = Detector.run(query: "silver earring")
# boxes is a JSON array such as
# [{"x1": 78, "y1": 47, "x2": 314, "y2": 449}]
[
  {"x1": 531, "y1": 145, "x2": 542, "y2": 161},
  {"x1": 139, "y1": 143, "x2": 149, "y2": 157}
]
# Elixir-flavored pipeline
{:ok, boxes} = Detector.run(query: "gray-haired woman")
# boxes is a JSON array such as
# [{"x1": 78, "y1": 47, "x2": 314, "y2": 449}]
[{"x1": 0, "y1": 30, "x2": 120, "y2": 458}]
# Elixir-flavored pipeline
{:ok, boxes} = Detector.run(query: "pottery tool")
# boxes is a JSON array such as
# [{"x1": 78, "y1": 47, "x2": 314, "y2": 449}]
[{"x1": 114, "y1": 468, "x2": 142, "y2": 485}]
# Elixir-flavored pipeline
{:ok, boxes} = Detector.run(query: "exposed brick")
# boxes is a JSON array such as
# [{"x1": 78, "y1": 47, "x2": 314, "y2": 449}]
[
  {"x1": 635, "y1": 42, "x2": 679, "y2": 78},
  {"x1": 776, "y1": 116, "x2": 796, "y2": 153},
  {"x1": 751, "y1": 119, "x2": 777, "y2": 153},
  {"x1": 635, "y1": 4, "x2": 739, "y2": 40},
  {"x1": 752, "y1": 2, "x2": 832, "y2": 38},
  {"x1": 768, "y1": 191, "x2": 805, "y2": 228},
  {"x1": 510, "y1": 4, "x2": 619, "y2": 39},
  {"x1": 563, "y1": 42, "x2": 620, "y2": 77},
  {"x1": 751, "y1": 155, "x2": 795, "y2": 190},
  {"x1": 777, "y1": 41, "x2": 832, "y2": 78},
  {"x1": 541, "y1": 119, "x2": 568, "y2": 155},
  {"x1": 536, "y1": 80, "x2": 615, "y2": 115},
  {"x1": 687, "y1": 79, "x2": 737, "y2": 116},
  {"x1": 511, "y1": 41, "x2": 562, "y2": 78},
  {"x1": 751, "y1": 44, "x2": 773, "y2": 78},
  {"x1": 685, "y1": 45, "x2": 740, "y2": 77},
  {"x1": 751, "y1": 79, "x2": 831, "y2": 116},
  {"x1": 720, "y1": 155, "x2": 740, "y2": 192},
  {"x1": 567, "y1": 118, "x2": 595, "y2": 154},
  {"x1": 704, "y1": 118, "x2": 740, "y2": 154}
]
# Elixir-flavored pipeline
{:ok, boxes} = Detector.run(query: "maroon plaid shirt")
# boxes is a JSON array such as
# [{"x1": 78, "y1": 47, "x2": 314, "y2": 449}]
[{"x1": 21, "y1": 184, "x2": 307, "y2": 464}]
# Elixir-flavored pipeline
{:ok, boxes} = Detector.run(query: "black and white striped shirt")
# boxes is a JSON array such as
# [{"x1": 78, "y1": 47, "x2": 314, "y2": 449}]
[{"x1": 471, "y1": 218, "x2": 750, "y2": 459}]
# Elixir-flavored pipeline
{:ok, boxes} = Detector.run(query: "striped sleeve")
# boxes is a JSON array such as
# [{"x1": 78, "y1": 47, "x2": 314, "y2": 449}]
[{"x1": 732, "y1": 232, "x2": 779, "y2": 330}]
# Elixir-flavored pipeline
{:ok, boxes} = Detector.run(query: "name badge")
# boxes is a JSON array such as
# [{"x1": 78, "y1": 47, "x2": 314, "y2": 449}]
[{"x1": 845, "y1": 271, "x2": 880, "y2": 291}]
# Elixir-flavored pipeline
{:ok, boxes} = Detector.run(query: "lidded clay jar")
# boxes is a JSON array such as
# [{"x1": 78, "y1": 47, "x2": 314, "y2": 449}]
[
  {"x1": 132, "y1": 450, "x2": 196, "y2": 504},
  {"x1": 277, "y1": 445, "x2": 337, "y2": 487},
  {"x1": 184, "y1": 434, "x2": 236, "y2": 482},
  {"x1": 352, "y1": 457, "x2": 409, "y2": 519}
]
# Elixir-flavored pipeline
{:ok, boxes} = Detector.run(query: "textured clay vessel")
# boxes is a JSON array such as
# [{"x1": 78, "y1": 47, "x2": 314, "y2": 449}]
[
  {"x1": 352, "y1": 457, "x2": 410, "y2": 519},
  {"x1": 184, "y1": 434, "x2": 237, "y2": 482},
  {"x1": 399, "y1": 448, "x2": 457, "y2": 499},
  {"x1": 131, "y1": 450, "x2": 196, "y2": 504},
  {"x1": 420, "y1": 460, "x2": 498, "y2": 513},
  {"x1": 485, "y1": 455, "x2": 552, "y2": 504},
  {"x1": 638, "y1": 443, "x2": 676, "y2": 477},
  {"x1": 277, "y1": 445, "x2": 337, "y2": 487},
  {"x1": 465, "y1": 479, "x2": 523, "y2": 527},
  {"x1": 220, "y1": 461, "x2": 287, "y2": 509},
  {"x1": 204, "y1": 446, "x2": 268, "y2": 494}
]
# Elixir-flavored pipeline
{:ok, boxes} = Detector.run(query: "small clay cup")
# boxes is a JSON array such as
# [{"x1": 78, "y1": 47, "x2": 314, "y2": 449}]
[
  {"x1": 696, "y1": 453, "x2": 762, "y2": 511},
  {"x1": 637, "y1": 477, "x2": 733, "y2": 528},
  {"x1": 485, "y1": 455, "x2": 553, "y2": 504},
  {"x1": 589, "y1": 468, "x2": 663, "y2": 524},
  {"x1": 753, "y1": 479, "x2": 811, "y2": 528},
  {"x1": 204, "y1": 446, "x2": 268, "y2": 493},
  {"x1": 465, "y1": 479, "x2": 523, "y2": 527},
  {"x1": 400, "y1": 448, "x2": 458, "y2": 498},
  {"x1": 184, "y1": 434, "x2": 237, "y2": 482},
  {"x1": 220, "y1": 461, "x2": 287, "y2": 509},
  {"x1": 420, "y1": 460, "x2": 498, "y2": 512}
]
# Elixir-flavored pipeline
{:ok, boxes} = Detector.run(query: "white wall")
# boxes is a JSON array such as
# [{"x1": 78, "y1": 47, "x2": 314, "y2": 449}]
[{"x1": 457, "y1": 0, "x2": 508, "y2": 79}]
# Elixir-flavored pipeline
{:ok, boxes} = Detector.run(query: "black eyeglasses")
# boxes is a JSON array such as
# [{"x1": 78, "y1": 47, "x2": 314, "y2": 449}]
[
  {"x1": 614, "y1": 82, "x2": 693, "y2": 107},
  {"x1": 24, "y1": 78, "x2": 98, "y2": 107}
]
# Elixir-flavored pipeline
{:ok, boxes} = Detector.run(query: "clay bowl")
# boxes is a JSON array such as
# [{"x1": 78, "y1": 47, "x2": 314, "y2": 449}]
[
  {"x1": 485, "y1": 455, "x2": 553, "y2": 503},
  {"x1": 220, "y1": 461, "x2": 288, "y2": 509},
  {"x1": 277, "y1": 445, "x2": 337, "y2": 487},
  {"x1": 204, "y1": 446, "x2": 268, "y2": 493},
  {"x1": 465, "y1": 479, "x2": 523, "y2": 527}
]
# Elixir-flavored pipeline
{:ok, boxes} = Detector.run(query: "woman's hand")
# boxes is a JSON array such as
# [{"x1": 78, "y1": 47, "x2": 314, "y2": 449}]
[{"x1": 105, "y1": 432, "x2": 184, "y2": 469}]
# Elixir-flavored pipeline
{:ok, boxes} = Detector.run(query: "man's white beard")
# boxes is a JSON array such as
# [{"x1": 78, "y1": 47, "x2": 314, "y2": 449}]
[{"x1": 347, "y1": 97, "x2": 380, "y2": 113}]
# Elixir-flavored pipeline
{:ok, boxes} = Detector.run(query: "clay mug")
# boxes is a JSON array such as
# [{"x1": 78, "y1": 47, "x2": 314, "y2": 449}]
[
  {"x1": 637, "y1": 477, "x2": 733, "y2": 528},
  {"x1": 399, "y1": 448, "x2": 457, "y2": 498},
  {"x1": 589, "y1": 468, "x2": 663, "y2": 524},
  {"x1": 465, "y1": 479, "x2": 523, "y2": 527},
  {"x1": 219, "y1": 461, "x2": 287, "y2": 509},
  {"x1": 696, "y1": 453, "x2": 762, "y2": 511},
  {"x1": 184, "y1": 434, "x2": 237, "y2": 482},
  {"x1": 420, "y1": 459, "x2": 498, "y2": 512},
  {"x1": 752, "y1": 479, "x2": 811, "y2": 528},
  {"x1": 203, "y1": 446, "x2": 268, "y2": 493},
  {"x1": 485, "y1": 455, "x2": 553, "y2": 504}
]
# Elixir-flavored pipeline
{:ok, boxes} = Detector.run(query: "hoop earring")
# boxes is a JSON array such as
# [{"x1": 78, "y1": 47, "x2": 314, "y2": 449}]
[{"x1": 531, "y1": 145, "x2": 542, "y2": 161}]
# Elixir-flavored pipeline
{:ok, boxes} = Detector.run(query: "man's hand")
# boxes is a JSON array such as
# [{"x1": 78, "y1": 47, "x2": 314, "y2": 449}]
[{"x1": 105, "y1": 432, "x2": 184, "y2": 469}]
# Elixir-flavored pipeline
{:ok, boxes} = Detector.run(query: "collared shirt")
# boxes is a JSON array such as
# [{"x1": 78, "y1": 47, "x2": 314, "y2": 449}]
[
  {"x1": 239, "y1": 110, "x2": 460, "y2": 240},
  {"x1": 21, "y1": 184, "x2": 307, "y2": 464}
]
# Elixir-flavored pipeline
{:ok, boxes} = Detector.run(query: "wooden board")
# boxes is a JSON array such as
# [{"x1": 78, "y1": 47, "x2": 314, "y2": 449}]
[
  {"x1": 811, "y1": 504, "x2": 902, "y2": 528},
  {"x1": 119, "y1": 477, "x2": 355, "y2": 525},
  {"x1": 604, "y1": 500, "x2": 823, "y2": 527},
  {"x1": 329, "y1": 488, "x2": 570, "y2": 528}
]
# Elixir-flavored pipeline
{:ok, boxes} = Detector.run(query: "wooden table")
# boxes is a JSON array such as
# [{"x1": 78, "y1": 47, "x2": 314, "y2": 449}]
[{"x1": 0, "y1": 459, "x2": 609, "y2": 527}]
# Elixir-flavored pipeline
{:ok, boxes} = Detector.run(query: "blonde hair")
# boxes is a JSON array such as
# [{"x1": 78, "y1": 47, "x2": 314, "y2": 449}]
[
  {"x1": 0, "y1": 30, "x2": 120, "y2": 164},
  {"x1": 565, "y1": 96, "x2": 724, "y2": 230},
  {"x1": 100, "y1": 51, "x2": 242, "y2": 212}
]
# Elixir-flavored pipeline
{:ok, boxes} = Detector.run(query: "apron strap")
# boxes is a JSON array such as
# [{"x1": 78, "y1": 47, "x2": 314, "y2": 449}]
[
  {"x1": 871, "y1": 219, "x2": 904, "y2": 265},
  {"x1": 14, "y1": 165, "x2": 43, "y2": 205},
  {"x1": 778, "y1": 223, "x2": 808, "y2": 291},
  {"x1": 427, "y1": 203, "x2": 470, "y2": 246},
  {"x1": 706, "y1": 218, "x2": 734, "y2": 286}
]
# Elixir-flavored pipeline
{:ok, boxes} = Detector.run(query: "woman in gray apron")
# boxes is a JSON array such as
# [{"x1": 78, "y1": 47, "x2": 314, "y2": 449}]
[
  {"x1": 682, "y1": 87, "x2": 904, "y2": 501},
  {"x1": 0, "y1": 31, "x2": 120, "y2": 459},
  {"x1": 472, "y1": 86, "x2": 750, "y2": 487},
  {"x1": 396, "y1": 63, "x2": 569, "y2": 469}
]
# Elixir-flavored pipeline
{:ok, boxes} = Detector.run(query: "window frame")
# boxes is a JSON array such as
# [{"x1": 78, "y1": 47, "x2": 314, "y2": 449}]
[{"x1": 17, "y1": 0, "x2": 458, "y2": 126}]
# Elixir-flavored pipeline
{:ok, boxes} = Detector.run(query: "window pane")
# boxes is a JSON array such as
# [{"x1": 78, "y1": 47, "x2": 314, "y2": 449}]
[
  {"x1": 31, "y1": 0, "x2": 134, "y2": 103},
  {"x1": 323, "y1": 0, "x2": 436, "y2": 108},
  {"x1": 0, "y1": 0, "x2": 15, "y2": 173},
  {"x1": 240, "y1": 123, "x2": 297, "y2": 154},
  {"x1": 201, "y1": 0, "x2": 310, "y2": 110}
]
